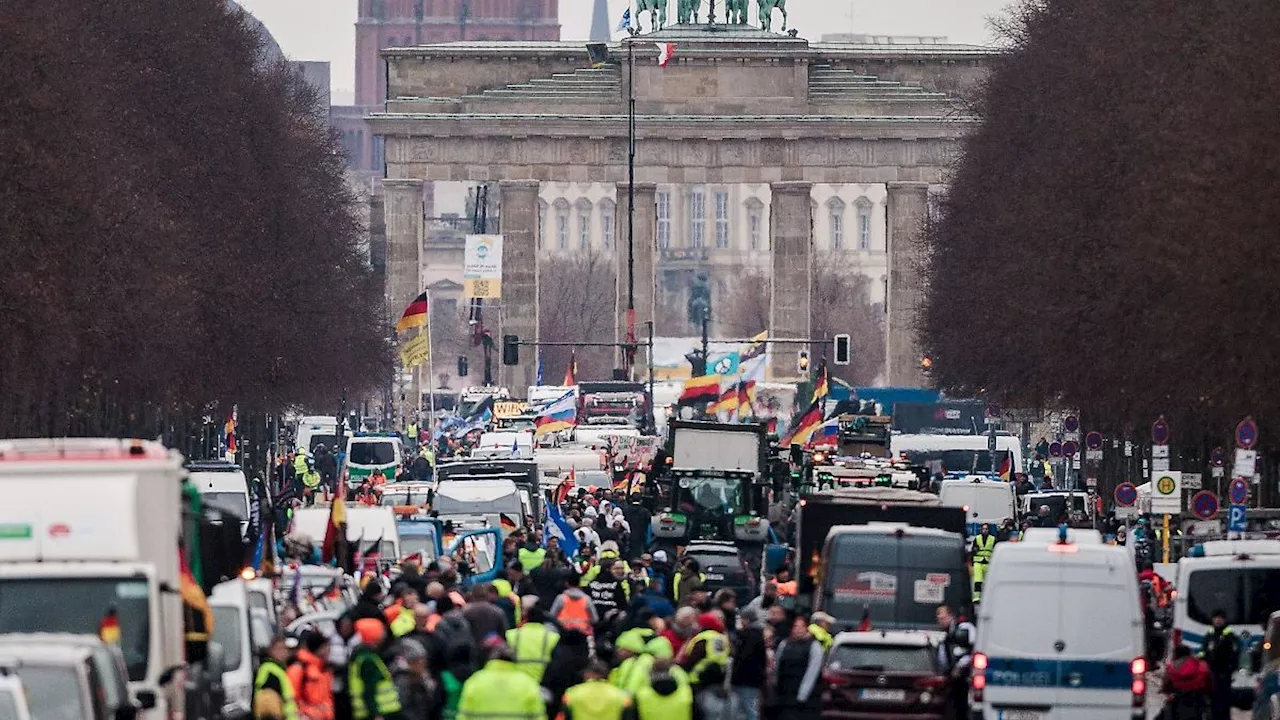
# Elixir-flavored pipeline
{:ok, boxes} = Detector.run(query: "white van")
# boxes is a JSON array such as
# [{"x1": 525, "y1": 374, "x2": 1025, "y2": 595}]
[
  {"x1": 345, "y1": 434, "x2": 403, "y2": 483},
  {"x1": 433, "y1": 479, "x2": 526, "y2": 525},
  {"x1": 938, "y1": 478, "x2": 1017, "y2": 537},
  {"x1": 1172, "y1": 539, "x2": 1280, "y2": 708},
  {"x1": 972, "y1": 537, "x2": 1145, "y2": 720},
  {"x1": 892, "y1": 433, "x2": 1026, "y2": 477},
  {"x1": 209, "y1": 579, "x2": 270, "y2": 720},
  {"x1": 293, "y1": 507, "x2": 401, "y2": 567},
  {"x1": 187, "y1": 461, "x2": 252, "y2": 540},
  {"x1": 474, "y1": 433, "x2": 533, "y2": 460},
  {"x1": 295, "y1": 415, "x2": 340, "y2": 456}
]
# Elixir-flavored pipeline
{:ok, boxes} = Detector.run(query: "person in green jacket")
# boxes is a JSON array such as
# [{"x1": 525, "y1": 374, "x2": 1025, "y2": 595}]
[{"x1": 456, "y1": 645, "x2": 547, "y2": 720}]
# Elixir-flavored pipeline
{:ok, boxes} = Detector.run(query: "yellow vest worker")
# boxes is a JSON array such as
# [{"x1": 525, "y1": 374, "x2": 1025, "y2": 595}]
[
  {"x1": 301, "y1": 469, "x2": 321, "y2": 490},
  {"x1": 457, "y1": 656, "x2": 546, "y2": 720},
  {"x1": 348, "y1": 646, "x2": 402, "y2": 720},
  {"x1": 973, "y1": 534, "x2": 996, "y2": 563},
  {"x1": 518, "y1": 546, "x2": 547, "y2": 573},
  {"x1": 390, "y1": 606, "x2": 416, "y2": 637},
  {"x1": 492, "y1": 578, "x2": 523, "y2": 627},
  {"x1": 634, "y1": 666, "x2": 694, "y2": 720},
  {"x1": 671, "y1": 571, "x2": 706, "y2": 600},
  {"x1": 253, "y1": 660, "x2": 300, "y2": 720},
  {"x1": 561, "y1": 677, "x2": 632, "y2": 720},
  {"x1": 293, "y1": 453, "x2": 309, "y2": 476},
  {"x1": 808, "y1": 623, "x2": 833, "y2": 651},
  {"x1": 505, "y1": 622, "x2": 559, "y2": 684},
  {"x1": 683, "y1": 629, "x2": 730, "y2": 685}
]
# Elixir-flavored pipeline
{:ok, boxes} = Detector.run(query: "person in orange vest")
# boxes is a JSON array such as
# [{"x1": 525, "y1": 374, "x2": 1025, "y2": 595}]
[{"x1": 550, "y1": 584, "x2": 599, "y2": 636}]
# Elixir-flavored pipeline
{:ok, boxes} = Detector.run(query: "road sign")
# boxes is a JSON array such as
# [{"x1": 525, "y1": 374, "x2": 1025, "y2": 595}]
[
  {"x1": 1062, "y1": 441, "x2": 1078, "y2": 458},
  {"x1": 1152, "y1": 416, "x2": 1170, "y2": 446},
  {"x1": 1211, "y1": 446, "x2": 1226, "y2": 467},
  {"x1": 1229, "y1": 477, "x2": 1250, "y2": 505},
  {"x1": 1237, "y1": 417, "x2": 1259, "y2": 450},
  {"x1": 1064, "y1": 415, "x2": 1080, "y2": 433},
  {"x1": 1151, "y1": 471, "x2": 1182, "y2": 514},
  {"x1": 1085, "y1": 431, "x2": 1103, "y2": 450},
  {"x1": 1085, "y1": 449, "x2": 1103, "y2": 461},
  {"x1": 1181, "y1": 473, "x2": 1203, "y2": 490},
  {"x1": 1114, "y1": 482, "x2": 1138, "y2": 507},
  {"x1": 1229, "y1": 505, "x2": 1248, "y2": 534},
  {"x1": 1049, "y1": 441, "x2": 1063, "y2": 458},
  {"x1": 1191, "y1": 491, "x2": 1219, "y2": 520}
]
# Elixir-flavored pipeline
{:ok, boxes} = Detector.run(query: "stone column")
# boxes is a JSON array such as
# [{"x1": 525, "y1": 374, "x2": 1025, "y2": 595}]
[
  {"x1": 886, "y1": 181, "x2": 930, "y2": 387},
  {"x1": 498, "y1": 180, "x2": 540, "y2": 391},
  {"x1": 383, "y1": 179, "x2": 424, "y2": 415},
  {"x1": 768, "y1": 181, "x2": 813, "y2": 380},
  {"x1": 614, "y1": 182, "x2": 657, "y2": 372}
]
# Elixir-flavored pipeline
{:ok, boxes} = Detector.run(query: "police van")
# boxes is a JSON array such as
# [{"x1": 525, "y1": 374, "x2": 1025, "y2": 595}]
[
  {"x1": 1172, "y1": 539, "x2": 1280, "y2": 709},
  {"x1": 345, "y1": 432, "x2": 404, "y2": 482},
  {"x1": 972, "y1": 528, "x2": 1145, "y2": 720}
]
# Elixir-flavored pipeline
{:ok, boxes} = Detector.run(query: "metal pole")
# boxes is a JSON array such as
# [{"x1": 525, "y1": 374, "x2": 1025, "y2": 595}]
[
  {"x1": 647, "y1": 320, "x2": 655, "y2": 433},
  {"x1": 700, "y1": 309, "x2": 710, "y2": 376},
  {"x1": 426, "y1": 289, "x2": 436, "y2": 431},
  {"x1": 625, "y1": 40, "x2": 637, "y2": 376}
]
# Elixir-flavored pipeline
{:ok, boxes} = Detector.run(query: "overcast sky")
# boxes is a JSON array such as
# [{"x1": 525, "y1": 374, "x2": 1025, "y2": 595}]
[{"x1": 239, "y1": 0, "x2": 1014, "y2": 103}]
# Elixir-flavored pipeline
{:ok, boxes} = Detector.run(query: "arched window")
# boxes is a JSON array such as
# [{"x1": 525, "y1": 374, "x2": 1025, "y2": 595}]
[
  {"x1": 744, "y1": 197, "x2": 765, "y2": 251},
  {"x1": 552, "y1": 199, "x2": 570, "y2": 250},
  {"x1": 598, "y1": 199, "x2": 616, "y2": 249},
  {"x1": 575, "y1": 198, "x2": 593, "y2": 249},
  {"x1": 854, "y1": 197, "x2": 874, "y2": 251},
  {"x1": 826, "y1": 196, "x2": 846, "y2": 250}
]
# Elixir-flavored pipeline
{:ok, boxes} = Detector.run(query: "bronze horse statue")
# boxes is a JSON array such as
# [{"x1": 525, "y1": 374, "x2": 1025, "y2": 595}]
[
  {"x1": 637, "y1": 0, "x2": 667, "y2": 32},
  {"x1": 756, "y1": 0, "x2": 786, "y2": 31}
]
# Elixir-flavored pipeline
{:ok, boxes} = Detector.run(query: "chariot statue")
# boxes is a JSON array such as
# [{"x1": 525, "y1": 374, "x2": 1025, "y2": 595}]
[{"x1": 627, "y1": 0, "x2": 789, "y2": 33}]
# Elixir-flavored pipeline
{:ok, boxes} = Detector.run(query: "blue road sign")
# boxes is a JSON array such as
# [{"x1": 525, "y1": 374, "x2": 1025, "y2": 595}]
[
  {"x1": 1114, "y1": 482, "x2": 1138, "y2": 507},
  {"x1": 1237, "y1": 417, "x2": 1259, "y2": 450},
  {"x1": 1191, "y1": 491, "x2": 1219, "y2": 521},
  {"x1": 1230, "y1": 477, "x2": 1250, "y2": 505},
  {"x1": 1229, "y1": 504, "x2": 1248, "y2": 534}
]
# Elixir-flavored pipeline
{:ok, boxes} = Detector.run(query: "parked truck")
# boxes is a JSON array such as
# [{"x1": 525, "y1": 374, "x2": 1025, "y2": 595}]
[{"x1": 0, "y1": 439, "x2": 192, "y2": 720}]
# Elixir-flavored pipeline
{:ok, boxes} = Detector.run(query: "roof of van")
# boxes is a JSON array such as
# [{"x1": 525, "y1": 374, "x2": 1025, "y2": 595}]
[
  {"x1": 209, "y1": 578, "x2": 249, "y2": 604},
  {"x1": 991, "y1": 540, "x2": 1130, "y2": 564},
  {"x1": 0, "y1": 643, "x2": 94, "y2": 665},
  {"x1": 939, "y1": 477, "x2": 1011, "y2": 488},
  {"x1": 1019, "y1": 528, "x2": 1103, "y2": 545},
  {"x1": 1190, "y1": 539, "x2": 1280, "y2": 557},
  {"x1": 435, "y1": 478, "x2": 519, "y2": 500},
  {"x1": 827, "y1": 523, "x2": 962, "y2": 541}
]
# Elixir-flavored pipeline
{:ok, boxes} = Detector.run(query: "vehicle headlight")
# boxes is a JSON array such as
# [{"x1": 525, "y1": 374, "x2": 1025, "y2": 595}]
[{"x1": 919, "y1": 691, "x2": 932, "y2": 704}]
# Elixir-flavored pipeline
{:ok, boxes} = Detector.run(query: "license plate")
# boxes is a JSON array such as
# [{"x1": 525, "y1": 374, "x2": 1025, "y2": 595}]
[
  {"x1": 704, "y1": 573, "x2": 725, "y2": 581},
  {"x1": 858, "y1": 689, "x2": 905, "y2": 702},
  {"x1": 1000, "y1": 711, "x2": 1044, "y2": 720}
]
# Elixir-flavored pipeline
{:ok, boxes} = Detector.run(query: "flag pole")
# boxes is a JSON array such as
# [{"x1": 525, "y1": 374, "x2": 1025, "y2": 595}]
[
  {"x1": 425, "y1": 289, "x2": 436, "y2": 430},
  {"x1": 624, "y1": 35, "x2": 637, "y2": 378}
]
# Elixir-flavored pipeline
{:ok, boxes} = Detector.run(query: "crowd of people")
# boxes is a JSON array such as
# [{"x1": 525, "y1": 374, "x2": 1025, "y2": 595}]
[{"x1": 253, "y1": 519, "x2": 844, "y2": 720}]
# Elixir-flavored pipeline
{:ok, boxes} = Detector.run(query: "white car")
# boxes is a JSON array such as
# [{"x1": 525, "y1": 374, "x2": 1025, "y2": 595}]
[{"x1": 0, "y1": 673, "x2": 33, "y2": 720}]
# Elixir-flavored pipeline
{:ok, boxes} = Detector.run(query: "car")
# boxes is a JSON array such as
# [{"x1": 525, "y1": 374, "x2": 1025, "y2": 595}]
[
  {"x1": 0, "y1": 642, "x2": 125, "y2": 720},
  {"x1": 820, "y1": 630, "x2": 951, "y2": 719},
  {"x1": 1251, "y1": 609, "x2": 1280, "y2": 720},
  {"x1": 683, "y1": 541, "x2": 755, "y2": 601},
  {"x1": 285, "y1": 609, "x2": 345, "y2": 646},
  {"x1": 0, "y1": 633, "x2": 139, "y2": 720},
  {"x1": 0, "y1": 671, "x2": 34, "y2": 720}
]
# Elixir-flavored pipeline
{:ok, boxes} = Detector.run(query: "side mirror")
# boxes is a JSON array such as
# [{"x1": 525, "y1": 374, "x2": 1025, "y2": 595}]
[{"x1": 134, "y1": 691, "x2": 158, "y2": 710}]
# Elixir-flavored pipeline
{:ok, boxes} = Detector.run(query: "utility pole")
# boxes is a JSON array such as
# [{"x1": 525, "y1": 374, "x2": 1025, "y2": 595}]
[
  {"x1": 700, "y1": 308, "x2": 710, "y2": 376},
  {"x1": 469, "y1": 184, "x2": 494, "y2": 386},
  {"x1": 624, "y1": 39, "x2": 637, "y2": 377}
]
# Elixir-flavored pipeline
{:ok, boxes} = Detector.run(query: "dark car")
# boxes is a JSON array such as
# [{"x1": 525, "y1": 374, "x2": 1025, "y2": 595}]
[
  {"x1": 821, "y1": 630, "x2": 950, "y2": 720},
  {"x1": 684, "y1": 541, "x2": 755, "y2": 602}
]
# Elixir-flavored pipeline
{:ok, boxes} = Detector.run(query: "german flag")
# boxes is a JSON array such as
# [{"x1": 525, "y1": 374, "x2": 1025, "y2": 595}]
[
  {"x1": 499, "y1": 514, "x2": 519, "y2": 532},
  {"x1": 563, "y1": 352, "x2": 577, "y2": 386},
  {"x1": 740, "y1": 330, "x2": 768, "y2": 361},
  {"x1": 395, "y1": 291, "x2": 429, "y2": 333},
  {"x1": 708, "y1": 381, "x2": 739, "y2": 415},
  {"x1": 811, "y1": 360, "x2": 830, "y2": 404},
  {"x1": 321, "y1": 496, "x2": 347, "y2": 564},
  {"x1": 99, "y1": 608, "x2": 122, "y2": 645},
  {"x1": 678, "y1": 374, "x2": 721, "y2": 405},
  {"x1": 736, "y1": 379, "x2": 752, "y2": 414},
  {"x1": 781, "y1": 400, "x2": 823, "y2": 447}
]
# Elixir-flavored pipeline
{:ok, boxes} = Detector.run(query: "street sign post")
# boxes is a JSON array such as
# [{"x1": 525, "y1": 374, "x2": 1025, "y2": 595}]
[
  {"x1": 1114, "y1": 482, "x2": 1138, "y2": 507},
  {"x1": 1229, "y1": 477, "x2": 1250, "y2": 506},
  {"x1": 1237, "y1": 416, "x2": 1259, "y2": 450},
  {"x1": 1229, "y1": 504, "x2": 1248, "y2": 534},
  {"x1": 1151, "y1": 471, "x2": 1182, "y2": 514},
  {"x1": 1190, "y1": 491, "x2": 1219, "y2": 521}
]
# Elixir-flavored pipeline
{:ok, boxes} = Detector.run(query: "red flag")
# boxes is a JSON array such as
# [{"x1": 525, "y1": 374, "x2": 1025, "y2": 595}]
[
  {"x1": 655, "y1": 42, "x2": 676, "y2": 67},
  {"x1": 321, "y1": 497, "x2": 347, "y2": 563},
  {"x1": 857, "y1": 607, "x2": 872, "y2": 632},
  {"x1": 563, "y1": 352, "x2": 577, "y2": 386},
  {"x1": 99, "y1": 609, "x2": 122, "y2": 645}
]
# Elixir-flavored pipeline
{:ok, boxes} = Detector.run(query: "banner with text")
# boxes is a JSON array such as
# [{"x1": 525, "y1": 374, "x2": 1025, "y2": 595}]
[{"x1": 464, "y1": 234, "x2": 503, "y2": 299}]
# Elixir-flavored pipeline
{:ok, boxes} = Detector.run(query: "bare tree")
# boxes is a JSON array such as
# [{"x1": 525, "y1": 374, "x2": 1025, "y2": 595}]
[
  {"x1": 721, "y1": 271, "x2": 771, "y2": 338},
  {"x1": 538, "y1": 248, "x2": 619, "y2": 380}
]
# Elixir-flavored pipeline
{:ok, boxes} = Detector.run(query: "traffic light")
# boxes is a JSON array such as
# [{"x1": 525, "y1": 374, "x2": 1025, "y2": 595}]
[
  {"x1": 797, "y1": 350, "x2": 810, "y2": 374},
  {"x1": 457, "y1": 356, "x2": 469, "y2": 377},
  {"x1": 502, "y1": 335, "x2": 519, "y2": 365},
  {"x1": 684, "y1": 350, "x2": 707, "y2": 377},
  {"x1": 833, "y1": 334, "x2": 851, "y2": 366},
  {"x1": 920, "y1": 354, "x2": 934, "y2": 371}
]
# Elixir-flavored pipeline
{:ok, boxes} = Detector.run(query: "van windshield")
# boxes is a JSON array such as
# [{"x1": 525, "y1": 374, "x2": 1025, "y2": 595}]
[
  {"x1": 1186, "y1": 567, "x2": 1280, "y2": 626},
  {"x1": 823, "y1": 534, "x2": 969, "y2": 630},
  {"x1": 203, "y1": 491, "x2": 248, "y2": 518},
  {"x1": 211, "y1": 606, "x2": 244, "y2": 672},
  {"x1": 0, "y1": 578, "x2": 150, "y2": 681},
  {"x1": 905, "y1": 450, "x2": 1012, "y2": 475},
  {"x1": 400, "y1": 536, "x2": 438, "y2": 561},
  {"x1": 11, "y1": 665, "x2": 87, "y2": 720},
  {"x1": 350, "y1": 442, "x2": 396, "y2": 466}
]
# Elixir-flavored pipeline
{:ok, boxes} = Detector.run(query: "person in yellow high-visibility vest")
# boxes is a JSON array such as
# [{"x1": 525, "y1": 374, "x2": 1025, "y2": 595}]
[
  {"x1": 971, "y1": 523, "x2": 997, "y2": 603},
  {"x1": 457, "y1": 645, "x2": 546, "y2": 720},
  {"x1": 558, "y1": 661, "x2": 631, "y2": 720},
  {"x1": 505, "y1": 606, "x2": 559, "y2": 684},
  {"x1": 253, "y1": 636, "x2": 300, "y2": 720}
]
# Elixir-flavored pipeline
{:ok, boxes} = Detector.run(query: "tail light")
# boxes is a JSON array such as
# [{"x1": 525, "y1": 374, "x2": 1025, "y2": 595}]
[
  {"x1": 913, "y1": 676, "x2": 948, "y2": 690},
  {"x1": 971, "y1": 652, "x2": 987, "y2": 703},
  {"x1": 823, "y1": 671, "x2": 852, "y2": 688},
  {"x1": 1131, "y1": 657, "x2": 1146, "y2": 706}
]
